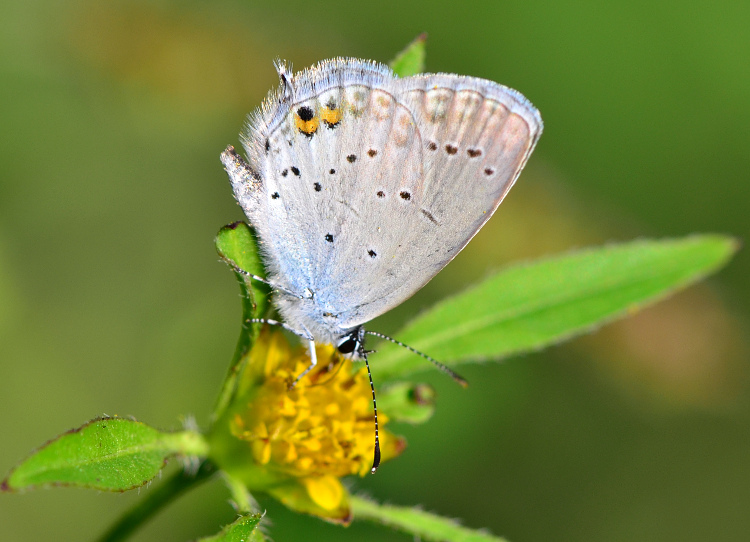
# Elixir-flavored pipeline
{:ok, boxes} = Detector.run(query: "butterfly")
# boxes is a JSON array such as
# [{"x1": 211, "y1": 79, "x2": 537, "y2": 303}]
[{"x1": 221, "y1": 58, "x2": 542, "y2": 471}]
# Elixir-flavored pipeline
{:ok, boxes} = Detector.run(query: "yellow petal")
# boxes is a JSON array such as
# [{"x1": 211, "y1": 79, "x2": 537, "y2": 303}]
[
  {"x1": 251, "y1": 439, "x2": 271, "y2": 465},
  {"x1": 300, "y1": 475, "x2": 344, "y2": 511}
]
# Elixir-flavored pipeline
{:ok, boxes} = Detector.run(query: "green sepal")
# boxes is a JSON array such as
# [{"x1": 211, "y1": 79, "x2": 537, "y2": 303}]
[
  {"x1": 374, "y1": 235, "x2": 738, "y2": 381},
  {"x1": 2, "y1": 417, "x2": 208, "y2": 492},
  {"x1": 378, "y1": 382, "x2": 435, "y2": 424},
  {"x1": 212, "y1": 222, "x2": 271, "y2": 425},
  {"x1": 194, "y1": 513, "x2": 264, "y2": 542},
  {"x1": 390, "y1": 34, "x2": 427, "y2": 77}
]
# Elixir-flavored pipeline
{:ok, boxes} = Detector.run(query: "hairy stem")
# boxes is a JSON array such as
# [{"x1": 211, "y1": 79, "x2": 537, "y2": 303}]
[{"x1": 95, "y1": 461, "x2": 217, "y2": 542}]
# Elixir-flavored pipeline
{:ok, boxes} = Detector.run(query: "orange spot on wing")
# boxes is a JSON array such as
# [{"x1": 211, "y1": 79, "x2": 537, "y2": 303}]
[
  {"x1": 295, "y1": 112, "x2": 320, "y2": 135},
  {"x1": 321, "y1": 106, "x2": 342, "y2": 127}
]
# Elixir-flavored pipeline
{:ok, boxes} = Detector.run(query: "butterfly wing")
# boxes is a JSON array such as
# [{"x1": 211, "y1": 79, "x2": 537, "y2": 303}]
[
  {"x1": 224, "y1": 59, "x2": 542, "y2": 339},
  {"x1": 329, "y1": 71, "x2": 542, "y2": 329}
]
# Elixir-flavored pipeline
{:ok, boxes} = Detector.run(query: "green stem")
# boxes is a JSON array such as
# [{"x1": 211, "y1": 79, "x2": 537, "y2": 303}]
[
  {"x1": 95, "y1": 461, "x2": 217, "y2": 542},
  {"x1": 351, "y1": 495, "x2": 509, "y2": 542}
]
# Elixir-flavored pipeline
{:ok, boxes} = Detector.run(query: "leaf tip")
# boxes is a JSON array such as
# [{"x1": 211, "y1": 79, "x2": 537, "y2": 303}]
[{"x1": 726, "y1": 235, "x2": 743, "y2": 254}]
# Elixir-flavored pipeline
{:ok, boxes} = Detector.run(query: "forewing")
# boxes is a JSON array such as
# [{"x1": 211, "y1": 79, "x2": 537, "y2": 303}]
[
  {"x1": 335, "y1": 73, "x2": 542, "y2": 328},
  {"x1": 229, "y1": 60, "x2": 542, "y2": 334}
]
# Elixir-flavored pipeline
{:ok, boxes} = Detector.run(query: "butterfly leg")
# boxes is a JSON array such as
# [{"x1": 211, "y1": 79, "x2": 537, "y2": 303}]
[
  {"x1": 224, "y1": 258, "x2": 304, "y2": 299},
  {"x1": 249, "y1": 318, "x2": 318, "y2": 389},
  {"x1": 248, "y1": 317, "x2": 312, "y2": 337},
  {"x1": 288, "y1": 339, "x2": 318, "y2": 390}
]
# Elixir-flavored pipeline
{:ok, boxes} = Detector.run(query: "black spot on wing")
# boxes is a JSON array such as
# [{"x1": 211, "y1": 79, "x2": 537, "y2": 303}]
[
  {"x1": 297, "y1": 106, "x2": 314, "y2": 121},
  {"x1": 421, "y1": 208, "x2": 439, "y2": 225}
]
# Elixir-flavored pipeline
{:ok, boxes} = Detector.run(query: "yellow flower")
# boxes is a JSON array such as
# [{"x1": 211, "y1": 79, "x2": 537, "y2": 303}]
[{"x1": 212, "y1": 327, "x2": 406, "y2": 524}]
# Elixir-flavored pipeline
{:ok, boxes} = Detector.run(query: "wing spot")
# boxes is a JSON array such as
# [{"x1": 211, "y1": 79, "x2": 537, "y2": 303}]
[
  {"x1": 445, "y1": 144, "x2": 458, "y2": 155},
  {"x1": 295, "y1": 106, "x2": 319, "y2": 137},
  {"x1": 484, "y1": 167, "x2": 495, "y2": 176},
  {"x1": 400, "y1": 191, "x2": 411, "y2": 201},
  {"x1": 367, "y1": 149, "x2": 377, "y2": 157},
  {"x1": 467, "y1": 148, "x2": 482, "y2": 158},
  {"x1": 321, "y1": 101, "x2": 342, "y2": 128},
  {"x1": 281, "y1": 169, "x2": 288, "y2": 177},
  {"x1": 377, "y1": 190, "x2": 385, "y2": 198},
  {"x1": 297, "y1": 106, "x2": 314, "y2": 121},
  {"x1": 325, "y1": 233, "x2": 334, "y2": 243},
  {"x1": 329, "y1": 168, "x2": 336, "y2": 174},
  {"x1": 427, "y1": 141, "x2": 438, "y2": 151},
  {"x1": 271, "y1": 192, "x2": 280, "y2": 199},
  {"x1": 291, "y1": 166, "x2": 300, "y2": 176},
  {"x1": 368, "y1": 249, "x2": 377, "y2": 258},
  {"x1": 421, "y1": 208, "x2": 439, "y2": 225},
  {"x1": 347, "y1": 154, "x2": 357, "y2": 163},
  {"x1": 314, "y1": 182, "x2": 322, "y2": 192}
]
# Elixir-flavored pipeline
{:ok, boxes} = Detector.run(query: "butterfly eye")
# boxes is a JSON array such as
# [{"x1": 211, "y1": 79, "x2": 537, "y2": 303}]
[{"x1": 337, "y1": 336, "x2": 358, "y2": 354}]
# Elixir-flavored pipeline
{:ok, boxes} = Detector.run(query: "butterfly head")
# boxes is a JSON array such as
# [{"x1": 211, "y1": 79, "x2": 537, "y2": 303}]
[{"x1": 336, "y1": 326, "x2": 366, "y2": 358}]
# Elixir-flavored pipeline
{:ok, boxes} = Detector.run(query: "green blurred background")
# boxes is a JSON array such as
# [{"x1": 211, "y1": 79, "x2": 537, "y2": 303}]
[{"x1": 1, "y1": 1, "x2": 749, "y2": 540}]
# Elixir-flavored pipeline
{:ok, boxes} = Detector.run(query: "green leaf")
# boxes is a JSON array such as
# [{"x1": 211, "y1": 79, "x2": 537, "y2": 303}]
[
  {"x1": 378, "y1": 382, "x2": 435, "y2": 424},
  {"x1": 352, "y1": 496, "x2": 507, "y2": 542},
  {"x1": 195, "y1": 513, "x2": 264, "y2": 542},
  {"x1": 390, "y1": 33, "x2": 427, "y2": 77},
  {"x1": 374, "y1": 235, "x2": 738, "y2": 381},
  {"x1": 215, "y1": 221, "x2": 271, "y2": 337},
  {"x1": 213, "y1": 222, "x2": 271, "y2": 424},
  {"x1": 2, "y1": 417, "x2": 208, "y2": 492}
]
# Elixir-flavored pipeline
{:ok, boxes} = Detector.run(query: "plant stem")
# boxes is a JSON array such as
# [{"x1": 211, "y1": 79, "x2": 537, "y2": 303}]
[
  {"x1": 351, "y1": 495, "x2": 509, "y2": 542},
  {"x1": 95, "y1": 461, "x2": 217, "y2": 542}
]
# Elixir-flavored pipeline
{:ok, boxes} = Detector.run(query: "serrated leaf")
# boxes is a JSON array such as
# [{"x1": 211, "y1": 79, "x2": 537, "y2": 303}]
[
  {"x1": 378, "y1": 382, "x2": 435, "y2": 424},
  {"x1": 374, "y1": 235, "x2": 738, "y2": 381},
  {"x1": 195, "y1": 513, "x2": 264, "y2": 542},
  {"x1": 213, "y1": 222, "x2": 271, "y2": 424},
  {"x1": 352, "y1": 496, "x2": 507, "y2": 542},
  {"x1": 390, "y1": 33, "x2": 427, "y2": 77},
  {"x1": 3, "y1": 417, "x2": 208, "y2": 492}
]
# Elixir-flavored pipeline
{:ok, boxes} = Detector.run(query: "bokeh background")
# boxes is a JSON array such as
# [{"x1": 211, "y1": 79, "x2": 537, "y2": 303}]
[{"x1": 1, "y1": 1, "x2": 749, "y2": 540}]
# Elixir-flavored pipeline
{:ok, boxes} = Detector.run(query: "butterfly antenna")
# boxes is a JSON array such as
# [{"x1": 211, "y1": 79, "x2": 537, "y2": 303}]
[
  {"x1": 361, "y1": 348, "x2": 381, "y2": 474},
  {"x1": 365, "y1": 331, "x2": 468, "y2": 388}
]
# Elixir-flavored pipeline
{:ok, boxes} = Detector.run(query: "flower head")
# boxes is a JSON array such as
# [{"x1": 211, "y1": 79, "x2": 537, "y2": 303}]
[{"x1": 212, "y1": 327, "x2": 405, "y2": 523}]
